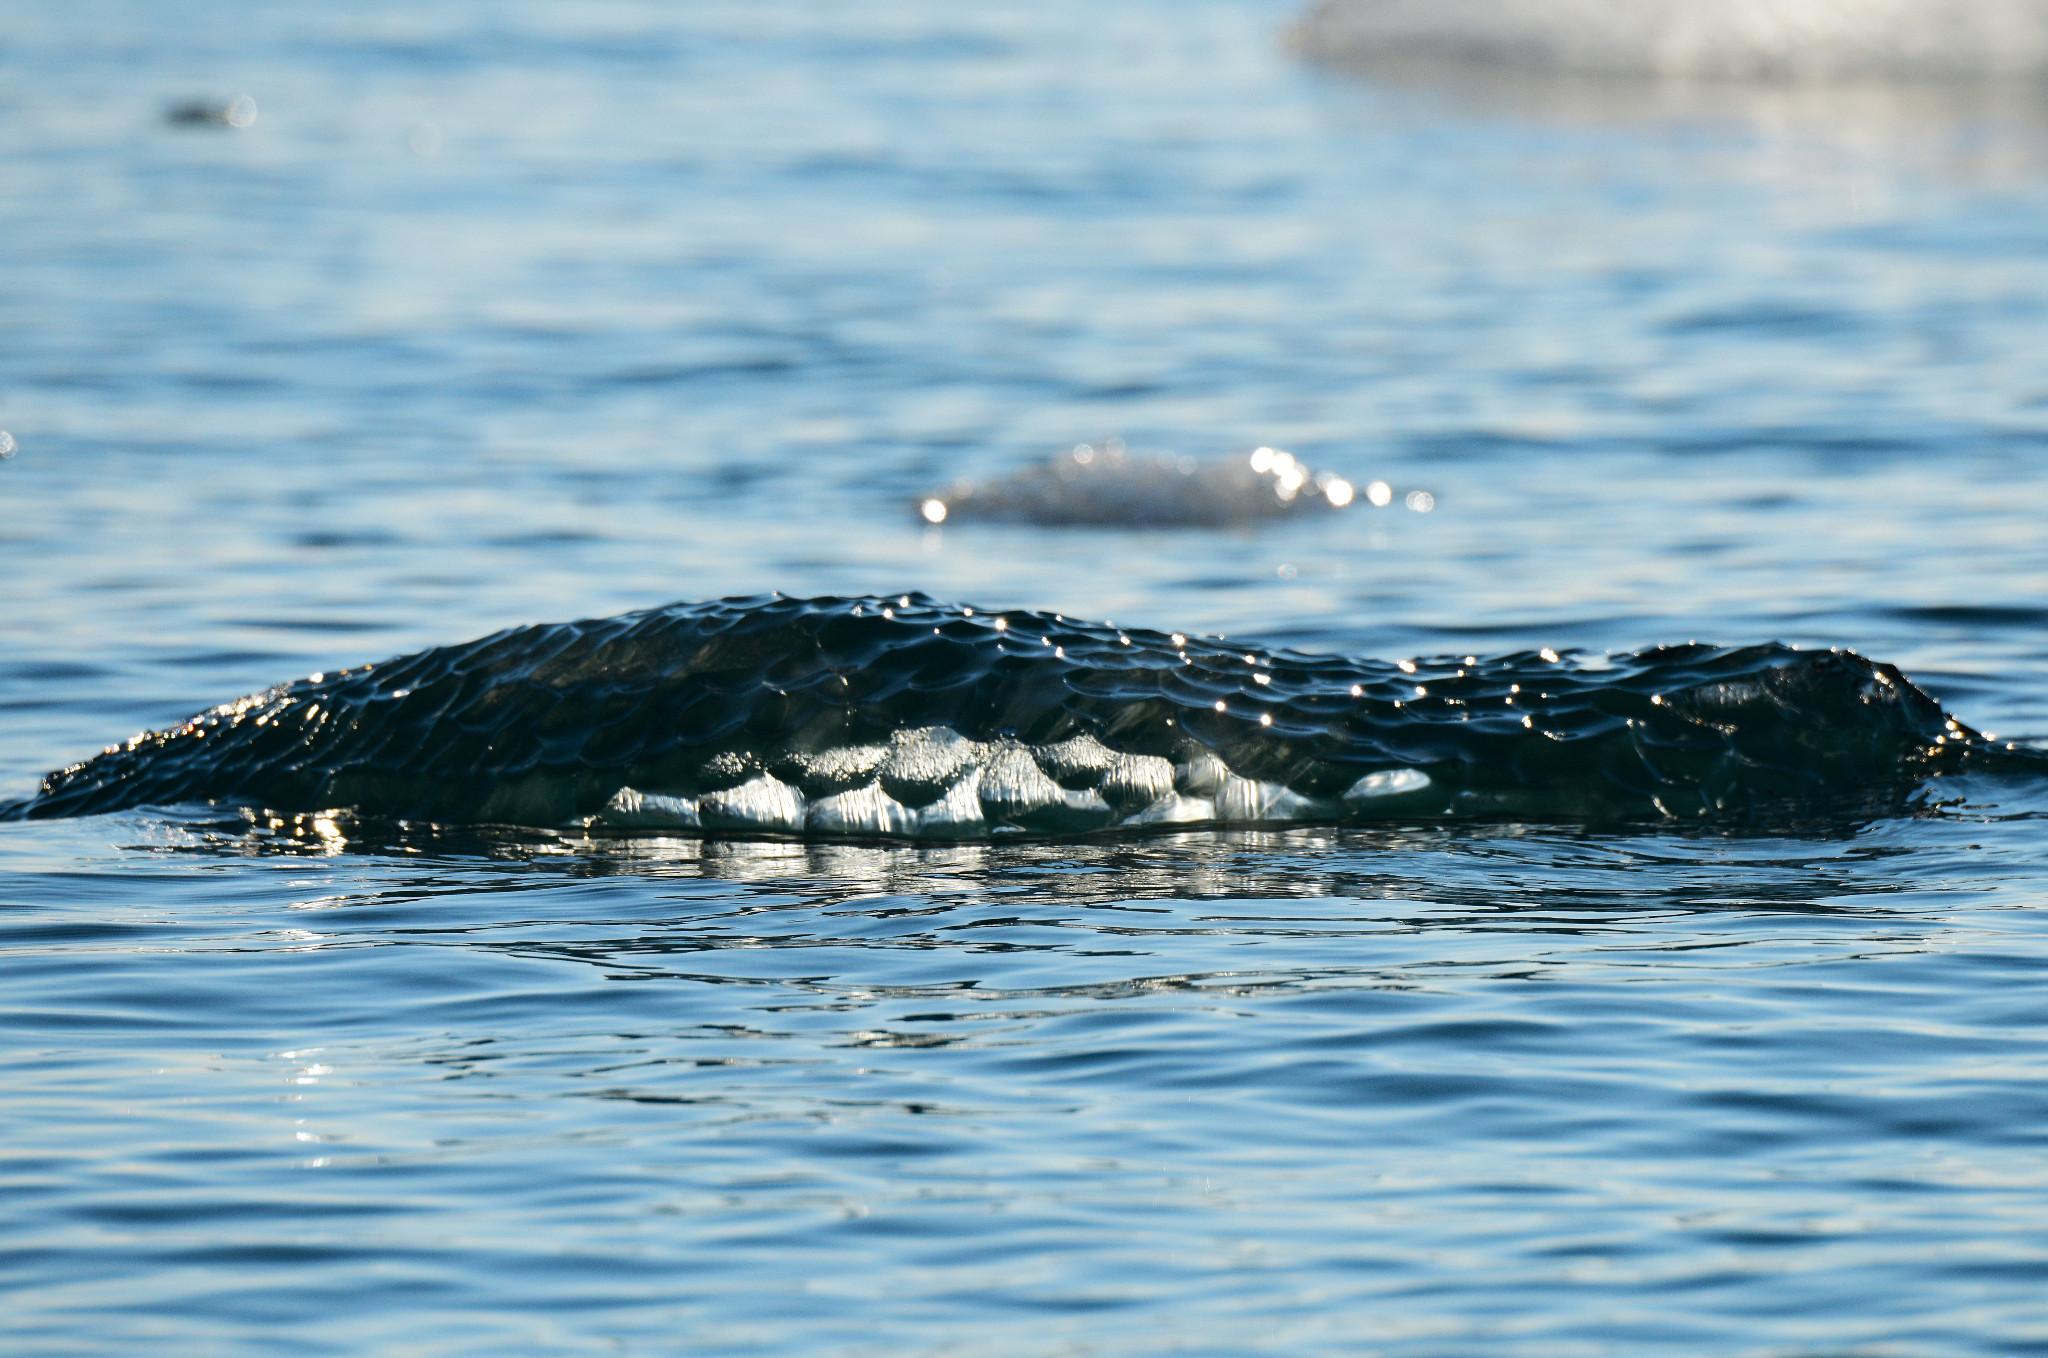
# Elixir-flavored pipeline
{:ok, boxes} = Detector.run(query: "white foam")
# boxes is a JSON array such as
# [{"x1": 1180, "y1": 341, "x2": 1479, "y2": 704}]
[
  {"x1": 1292, "y1": 0, "x2": 2048, "y2": 80},
  {"x1": 598, "y1": 729, "x2": 1382, "y2": 839},
  {"x1": 698, "y1": 773, "x2": 806, "y2": 832},
  {"x1": 1174, "y1": 751, "x2": 1231, "y2": 797},
  {"x1": 918, "y1": 766, "x2": 988, "y2": 835},
  {"x1": 978, "y1": 742, "x2": 1067, "y2": 818},
  {"x1": 1129, "y1": 793, "x2": 1218, "y2": 825},
  {"x1": 599, "y1": 787, "x2": 700, "y2": 828},
  {"x1": 807, "y1": 783, "x2": 916, "y2": 836},
  {"x1": 1034, "y1": 733, "x2": 1113, "y2": 783},
  {"x1": 1214, "y1": 775, "x2": 1329, "y2": 822},
  {"x1": 784, "y1": 742, "x2": 889, "y2": 794},
  {"x1": 1102, "y1": 752, "x2": 1177, "y2": 807},
  {"x1": 1343, "y1": 768, "x2": 1433, "y2": 802},
  {"x1": 878, "y1": 727, "x2": 982, "y2": 798}
]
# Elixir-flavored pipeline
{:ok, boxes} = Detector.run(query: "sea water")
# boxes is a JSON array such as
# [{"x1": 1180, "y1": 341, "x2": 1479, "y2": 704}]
[{"x1": 5, "y1": 0, "x2": 2048, "y2": 1352}]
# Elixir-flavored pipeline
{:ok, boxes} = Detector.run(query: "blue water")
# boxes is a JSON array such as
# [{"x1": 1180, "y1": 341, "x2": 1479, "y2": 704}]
[{"x1": 8, "y1": 1, "x2": 2048, "y2": 1351}]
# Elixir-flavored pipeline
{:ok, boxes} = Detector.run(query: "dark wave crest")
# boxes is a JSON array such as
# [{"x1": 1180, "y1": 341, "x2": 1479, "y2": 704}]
[{"x1": 4, "y1": 594, "x2": 2037, "y2": 835}]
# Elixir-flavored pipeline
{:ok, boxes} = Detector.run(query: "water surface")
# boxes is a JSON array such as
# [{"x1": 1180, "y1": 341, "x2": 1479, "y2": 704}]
[{"x1": 6, "y1": 0, "x2": 2048, "y2": 1351}]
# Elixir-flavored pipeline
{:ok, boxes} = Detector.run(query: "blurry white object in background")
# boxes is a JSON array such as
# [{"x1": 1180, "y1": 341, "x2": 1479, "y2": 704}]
[
  {"x1": 1291, "y1": 0, "x2": 2048, "y2": 80},
  {"x1": 916, "y1": 443, "x2": 1410, "y2": 529}
]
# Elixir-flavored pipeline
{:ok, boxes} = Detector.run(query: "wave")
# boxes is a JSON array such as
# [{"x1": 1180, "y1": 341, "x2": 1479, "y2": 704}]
[
  {"x1": 2, "y1": 594, "x2": 2037, "y2": 836},
  {"x1": 1291, "y1": 0, "x2": 2048, "y2": 81},
  {"x1": 917, "y1": 444, "x2": 1369, "y2": 529}
]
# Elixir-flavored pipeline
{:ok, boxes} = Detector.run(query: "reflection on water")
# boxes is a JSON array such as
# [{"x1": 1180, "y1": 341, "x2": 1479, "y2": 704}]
[
  {"x1": 111, "y1": 799, "x2": 2028, "y2": 929},
  {"x1": 8, "y1": 799, "x2": 2048, "y2": 1352}
]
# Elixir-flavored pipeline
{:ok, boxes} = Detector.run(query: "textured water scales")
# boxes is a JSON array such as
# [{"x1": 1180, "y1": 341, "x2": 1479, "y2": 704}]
[{"x1": 4, "y1": 594, "x2": 2028, "y2": 834}]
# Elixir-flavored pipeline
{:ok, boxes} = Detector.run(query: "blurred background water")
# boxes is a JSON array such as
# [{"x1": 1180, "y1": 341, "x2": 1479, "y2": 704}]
[{"x1": 7, "y1": 0, "x2": 2048, "y2": 1352}]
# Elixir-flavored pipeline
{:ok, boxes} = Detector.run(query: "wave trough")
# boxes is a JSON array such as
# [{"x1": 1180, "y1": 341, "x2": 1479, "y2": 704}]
[{"x1": 2, "y1": 594, "x2": 2031, "y2": 836}]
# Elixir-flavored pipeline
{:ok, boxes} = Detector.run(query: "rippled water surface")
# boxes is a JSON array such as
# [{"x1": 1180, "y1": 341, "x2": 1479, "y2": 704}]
[{"x1": 8, "y1": 1, "x2": 2048, "y2": 1352}]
